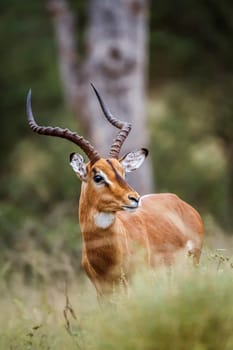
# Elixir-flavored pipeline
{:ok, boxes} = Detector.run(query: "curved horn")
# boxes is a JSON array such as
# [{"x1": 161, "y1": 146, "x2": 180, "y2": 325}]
[
  {"x1": 26, "y1": 89, "x2": 100, "y2": 164},
  {"x1": 91, "y1": 84, "x2": 131, "y2": 159}
]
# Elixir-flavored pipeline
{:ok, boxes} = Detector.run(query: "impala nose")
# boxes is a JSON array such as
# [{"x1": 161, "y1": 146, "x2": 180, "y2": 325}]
[
  {"x1": 128, "y1": 195, "x2": 139, "y2": 203},
  {"x1": 122, "y1": 194, "x2": 140, "y2": 211}
]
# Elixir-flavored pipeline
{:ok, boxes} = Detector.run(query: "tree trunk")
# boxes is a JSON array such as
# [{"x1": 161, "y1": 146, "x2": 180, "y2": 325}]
[{"x1": 48, "y1": 0, "x2": 154, "y2": 194}]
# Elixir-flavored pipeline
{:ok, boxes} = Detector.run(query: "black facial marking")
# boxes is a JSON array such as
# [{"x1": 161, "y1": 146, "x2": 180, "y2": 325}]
[
  {"x1": 92, "y1": 168, "x2": 97, "y2": 175},
  {"x1": 106, "y1": 159, "x2": 127, "y2": 186}
]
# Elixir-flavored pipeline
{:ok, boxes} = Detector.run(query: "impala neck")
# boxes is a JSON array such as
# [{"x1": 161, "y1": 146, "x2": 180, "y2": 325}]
[
  {"x1": 78, "y1": 183, "x2": 129, "y2": 256},
  {"x1": 78, "y1": 182, "x2": 130, "y2": 278},
  {"x1": 79, "y1": 183, "x2": 117, "y2": 233}
]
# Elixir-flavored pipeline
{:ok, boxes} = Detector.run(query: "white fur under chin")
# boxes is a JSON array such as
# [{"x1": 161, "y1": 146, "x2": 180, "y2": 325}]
[{"x1": 94, "y1": 212, "x2": 115, "y2": 229}]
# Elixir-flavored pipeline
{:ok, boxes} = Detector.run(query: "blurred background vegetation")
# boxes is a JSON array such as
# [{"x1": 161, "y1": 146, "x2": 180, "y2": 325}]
[{"x1": 0, "y1": 0, "x2": 233, "y2": 282}]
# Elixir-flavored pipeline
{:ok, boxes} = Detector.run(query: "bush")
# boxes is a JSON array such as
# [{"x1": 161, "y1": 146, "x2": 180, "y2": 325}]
[{"x1": 1, "y1": 253, "x2": 233, "y2": 350}]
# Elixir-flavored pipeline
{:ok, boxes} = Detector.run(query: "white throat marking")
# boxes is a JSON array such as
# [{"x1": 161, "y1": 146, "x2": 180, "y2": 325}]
[{"x1": 94, "y1": 212, "x2": 115, "y2": 229}]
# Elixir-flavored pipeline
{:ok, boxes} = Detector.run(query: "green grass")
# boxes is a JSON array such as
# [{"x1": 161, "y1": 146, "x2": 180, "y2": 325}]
[{"x1": 0, "y1": 251, "x2": 233, "y2": 350}]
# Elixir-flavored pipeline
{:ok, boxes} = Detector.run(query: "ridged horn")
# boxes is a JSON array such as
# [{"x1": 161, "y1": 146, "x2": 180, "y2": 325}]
[
  {"x1": 26, "y1": 89, "x2": 100, "y2": 164},
  {"x1": 91, "y1": 84, "x2": 131, "y2": 159}
]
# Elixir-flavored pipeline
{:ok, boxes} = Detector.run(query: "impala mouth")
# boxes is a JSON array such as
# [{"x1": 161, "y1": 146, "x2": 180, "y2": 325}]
[{"x1": 122, "y1": 205, "x2": 139, "y2": 212}]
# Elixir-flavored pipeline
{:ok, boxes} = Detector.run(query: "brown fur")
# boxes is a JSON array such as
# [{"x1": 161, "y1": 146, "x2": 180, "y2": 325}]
[{"x1": 78, "y1": 158, "x2": 204, "y2": 295}]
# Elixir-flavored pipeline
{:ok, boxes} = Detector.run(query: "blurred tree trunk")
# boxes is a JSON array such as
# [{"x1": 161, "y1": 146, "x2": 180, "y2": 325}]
[{"x1": 47, "y1": 0, "x2": 154, "y2": 194}]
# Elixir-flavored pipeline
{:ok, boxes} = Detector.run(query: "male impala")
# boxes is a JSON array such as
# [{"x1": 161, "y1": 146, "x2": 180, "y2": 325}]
[{"x1": 26, "y1": 85, "x2": 204, "y2": 295}]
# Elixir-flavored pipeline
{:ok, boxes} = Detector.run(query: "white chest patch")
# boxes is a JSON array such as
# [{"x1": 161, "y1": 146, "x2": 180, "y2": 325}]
[{"x1": 94, "y1": 212, "x2": 115, "y2": 229}]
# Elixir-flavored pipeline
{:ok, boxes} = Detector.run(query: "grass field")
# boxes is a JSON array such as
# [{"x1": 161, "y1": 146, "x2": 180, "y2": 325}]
[{"x1": 0, "y1": 248, "x2": 233, "y2": 350}]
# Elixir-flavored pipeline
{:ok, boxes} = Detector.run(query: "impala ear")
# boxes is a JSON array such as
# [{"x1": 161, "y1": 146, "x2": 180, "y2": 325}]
[
  {"x1": 120, "y1": 148, "x2": 149, "y2": 173},
  {"x1": 70, "y1": 153, "x2": 87, "y2": 181}
]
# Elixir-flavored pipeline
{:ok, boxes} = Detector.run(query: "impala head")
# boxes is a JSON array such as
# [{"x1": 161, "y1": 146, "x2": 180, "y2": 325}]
[
  {"x1": 70, "y1": 149, "x2": 148, "y2": 213},
  {"x1": 26, "y1": 84, "x2": 148, "y2": 213}
]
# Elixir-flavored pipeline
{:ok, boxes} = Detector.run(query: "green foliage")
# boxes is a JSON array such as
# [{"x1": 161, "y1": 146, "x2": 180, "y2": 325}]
[
  {"x1": 0, "y1": 1, "x2": 87, "y2": 258},
  {"x1": 148, "y1": 84, "x2": 230, "y2": 226},
  {"x1": 150, "y1": 0, "x2": 233, "y2": 81},
  {"x1": 0, "y1": 108, "x2": 82, "y2": 249},
  {"x1": 0, "y1": 1, "x2": 61, "y2": 162},
  {"x1": 0, "y1": 202, "x2": 82, "y2": 283}
]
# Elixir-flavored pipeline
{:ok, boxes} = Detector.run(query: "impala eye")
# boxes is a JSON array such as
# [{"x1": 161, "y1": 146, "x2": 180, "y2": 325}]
[{"x1": 93, "y1": 174, "x2": 104, "y2": 184}]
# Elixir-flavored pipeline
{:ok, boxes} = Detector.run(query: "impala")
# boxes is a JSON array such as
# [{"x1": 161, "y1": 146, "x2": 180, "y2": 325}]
[{"x1": 26, "y1": 85, "x2": 204, "y2": 295}]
